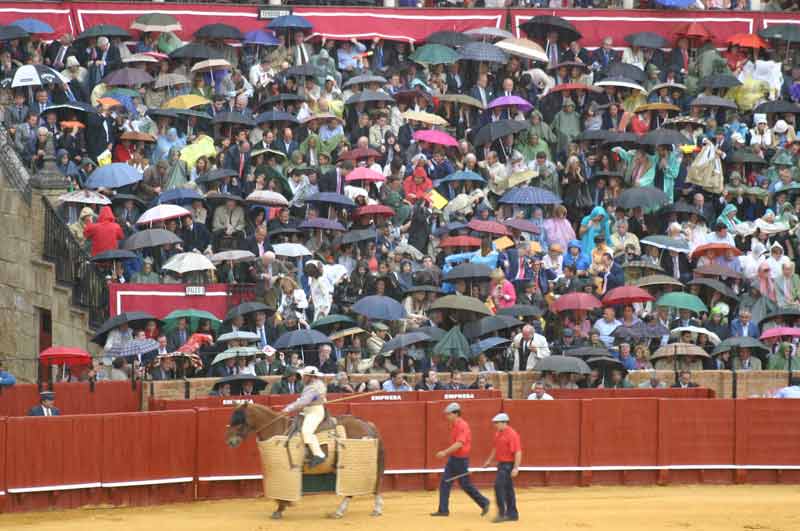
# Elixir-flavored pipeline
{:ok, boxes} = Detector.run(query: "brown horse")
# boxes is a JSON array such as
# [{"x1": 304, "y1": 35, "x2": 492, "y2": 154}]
[{"x1": 225, "y1": 402, "x2": 385, "y2": 519}]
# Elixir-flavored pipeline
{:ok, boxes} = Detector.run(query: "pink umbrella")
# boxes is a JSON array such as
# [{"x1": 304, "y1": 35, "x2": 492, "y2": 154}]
[
  {"x1": 413, "y1": 129, "x2": 458, "y2": 147},
  {"x1": 345, "y1": 166, "x2": 385, "y2": 182},
  {"x1": 137, "y1": 204, "x2": 191, "y2": 225},
  {"x1": 759, "y1": 327, "x2": 800, "y2": 341}
]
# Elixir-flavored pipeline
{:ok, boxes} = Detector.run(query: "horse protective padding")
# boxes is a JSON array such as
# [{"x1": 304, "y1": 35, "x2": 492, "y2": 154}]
[
  {"x1": 258, "y1": 436, "x2": 304, "y2": 502},
  {"x1": 335, "y1": 437, "x2": 379, "y2": 497},
  {"x1": 301, "y1": 425, "x2": 346, "y2": 475}
]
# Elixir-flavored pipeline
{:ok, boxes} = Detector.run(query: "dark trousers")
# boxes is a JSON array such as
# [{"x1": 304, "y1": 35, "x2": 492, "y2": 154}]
[
  {"x1": 494, "y1": 462, "x2": 518, "y2": 519},
  {"x1": 438, "y1": 456, "x2": 489, "y2": 514}
]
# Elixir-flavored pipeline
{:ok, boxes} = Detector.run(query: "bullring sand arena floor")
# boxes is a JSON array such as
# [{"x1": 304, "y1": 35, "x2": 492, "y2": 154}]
[{"x1": 2, "y1": 485, "x2": 798, "y2": 530}]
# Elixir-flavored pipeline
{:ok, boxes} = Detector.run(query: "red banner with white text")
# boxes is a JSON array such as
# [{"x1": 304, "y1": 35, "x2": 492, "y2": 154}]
[{"x1": 108, "y1": 283, "x2": 254, "y2": 320}]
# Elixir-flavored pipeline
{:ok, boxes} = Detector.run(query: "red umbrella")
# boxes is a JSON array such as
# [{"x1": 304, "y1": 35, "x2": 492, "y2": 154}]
[
  {"x1": 345, "y1": 166, "x2": 385, "y2": 182},
  {"x1": 550, "y1": 292, "x2": 602, "y2": 313},
  {"x1": 760, "y1": 327, "x2": 800, "y2": 341},
  {"x1": 467, "y1": 219, "x2": 510, "y2": 236},
  {"x1": 503, "y1": 218, "x2": 541, "y2": 234},
  {"x1": 338, "y1": 147, "x2": 382, "y2": 161},
  {"x1": 354, "y1": 205, "x2": 395, "y2": 218},
  {"x1": 690, "y1": 243, "x2": 742, "y2": 261},
  {"x1": 674, "y1": 22, "x2": 713, "y2": 42},
  {"x1": 602, "y1": 286, "x2": 655, "y2": 306},
  {"x1": 727, "y1": 33, "x2": 768, "y2": 49},
  {"x1": 413, "y1": 129, "x2": 458, "y2": 147},
  {"x1": 549, "y1": 83, "x2": 596, "y2": 94},
  {"x1": 440, "y1": 235, "x2": 482, "y2": 248},
  {"x1": 39, "y1": 346, "x2": 92, "y2": 367}
]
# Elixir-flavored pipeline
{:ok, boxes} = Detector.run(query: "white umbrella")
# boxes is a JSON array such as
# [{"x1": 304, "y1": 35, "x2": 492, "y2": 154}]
[
  {"x1": 495, "y1": 38, "x2": 549, "y2": 63},
  {"x1": 12, "y1": 64, "x2": 69, "y2": 88},
  {"x1": 162, "y1": 252, "x2": 216, "y2": 274},
  {"x1": 465, "y1": 27, "x2": 514, "y2": 41},
  {"x1": 670, "y1": 326, "x2": 721, "y2": 346},
  {"x1": 273, "y1": 243, "x2": 312, "y2": 258},
  {"x1": 58, "y1": 190, "x2": 111, "y2": 205},
  {"x1": 595, "y1": 78, "x2": 646, "y2": 93},
  {"x1": 123, "y1": 53, "x2": 160, "y2": 64},
  {"x1": 191, "y1": 59, "x2": 231, "y2": 73},
  {"x1": 246, "y1": 190, "x2": 289, "y2": 207},
  {"x1": 137, "y1": 204, "x2": 191, "y2": 225},
  {"x1": 210, "y1": 250, "x2": 256, "y2": 264}
]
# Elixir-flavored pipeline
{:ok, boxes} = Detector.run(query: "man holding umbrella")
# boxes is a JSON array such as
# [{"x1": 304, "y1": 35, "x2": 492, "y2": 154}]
[{"x1": 483, "y1": 413, "x2": 522, "y2": 523}]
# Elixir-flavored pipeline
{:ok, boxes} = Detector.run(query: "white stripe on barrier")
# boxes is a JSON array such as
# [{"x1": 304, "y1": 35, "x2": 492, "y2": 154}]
[
  {"x1": 0, "y1": 491, "x2": 5, "y2": 496},
  {"x1": 102, "y1": 477, "x2": 194, "y2": 488},
  {"x1": 8, "y1": 482, "x2": 102, "y2": 494},
  {"x1": 198, "y1": 475, "x2": 263, "y2": 482}
]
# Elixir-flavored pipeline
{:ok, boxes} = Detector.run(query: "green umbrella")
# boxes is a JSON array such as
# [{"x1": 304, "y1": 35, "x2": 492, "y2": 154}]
[
  {"x1": 656, "y1": 292, "x2": 708, "y2": 314},
  {"x1": 211, "y1": 346, "x2": 260, "y2": 365},
  {"x1": 713, "y1": 336, "x2": 769, "y2": 355},
  {"x1": 310, "y1": 314, "x2": 356, "y2": 330},
  {"x1": 432, "y1": 326, "x2": 470, "y2": 359},
  {"x1": 158, "y1": 31, "x2": 182, "y2": 55},
  {"x1": 105, "y1": 87, "x2": 138, "y2": 98},
  {"x1": 412, "y1": 44, "x2": 461, "y2": 65},
  {"x1": 162, "y1": 309, "x2": 221, "y2": 334}
]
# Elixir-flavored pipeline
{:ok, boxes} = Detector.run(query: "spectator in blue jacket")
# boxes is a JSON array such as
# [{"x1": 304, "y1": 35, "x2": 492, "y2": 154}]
[{"x1": 0, "y1": 361, "x2": 16, "y2": 386}]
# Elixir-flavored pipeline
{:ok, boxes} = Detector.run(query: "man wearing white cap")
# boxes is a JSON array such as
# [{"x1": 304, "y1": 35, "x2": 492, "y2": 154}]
[
  {"x1": 282, "y1": 366, "x2": 328, "y2": 468},
  {"x1": 483, "y1": 413, "x2": 521, "y2": 523},
  {"x1": 431, "y1": 402, "x2": 490, "y2": 518}
]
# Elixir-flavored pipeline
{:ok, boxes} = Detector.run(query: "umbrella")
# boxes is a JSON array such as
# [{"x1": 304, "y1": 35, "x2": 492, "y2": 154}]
[
  {"x1": 342, "y1": 74, "x2": 388, "y2": 88},
  {"x1": 191, "y1": 58, "x2": 232, "y2": 73},
  {"x1": 76, "y1": 24, "x2": 131, "y2": 41},
  {"x1": 727, "y1": 33, "x2": 768, "y2": 49},
  {"x1": 675, "y1": 22, "x2": 713, "y2": 41},
  {"x1": 758, "y1": 308, "x2": 800, "y2": 326},
  {"x1": 58, "y1": 190, "x2": 111, "y2": 206},
  {"x1": 196, "y1": 168, "x2": 238, "y2": 184},
  {"x1": 503, "y1": 219, "x2": 541, "y2": 234},
  {"x1": 354, "y1": 205, "x2": 395, "y2": 218},
  {"x1": 402, "y1": 110, "x2": 448, "y2": 126},
  {"x1": 687, "y1": 278, "x2": 737, "y2": 300},
  {"x1": 577, "y1": 129, "x2": 616, "y2": 142},
  {"x1": 338, "y1": 147, "x2": 382, "y2": 161},
  {"x1": 162, "y1": 309, "x2": 221, "y2": 334},
  {"x1": 311, "y1": 314, "x2": 356, "y2": 331},
  {"x1": 426, "y1": 30, "x2": 471, "y2": 47},
  {"x1": 671, "y1": 326, "x2": 721, "y2": 345},
  {"x1": 566, "y1": 347, "x2": 610, "y2": 358},
  {"x1": 90, "y1": 249, "x2": 137, "y2": 262},
  {"x1": 130, "y1": 13, "x2": 182, "y2": 33},
  {"x1": 495, "y1": 38, "x2": 548, "y2": 63},
  {"x1": 85, "y1": 163, "x2": 143, "y2": 189},
  {"x1": 535, "y1": 356, "x2": 591, "y2": 375},
  {"x1": 122, "y1": 228, "x2": 182, "y2": 250},
  {"x1": 137, "y1": 204, "x2": 191, "y2": 225},
  {"x1": 225, "y1": 302, "x2": 273, "y2": 322},
  {"x1": 466, "y1": 27, "x2": 514, "y2": 40},
  {"x1": 713, "y1": 337, "x2": 768, "y2": 355},
  {"x1": 329, "y1": 327, "x2": 367, "y2": 341},
  {"x1": 690, "y1": 95, "x2": 738, "y2": 110},
  {"x1": 212, "y1": 374, "x2": 267, "y2": 394},
  {"x1": 153, "y1": 188, "x2": 203, "y2": 206},
  {"x1": 458, "y1": 42, "x2": 507, "y2": 63},
  {"x1": 520, "y1": 15, "x2": 582, "y2": 43},
  {"x1": 273, "y1": 329, "x2": 332, "y2": 351},
  {"x1": 602, "y1": 132, "x2": 641, "y2": 148},
  {"x1": 162, "y1": 252, "x2": 216, "y2": 274},
  {"x1": 437, "y1": 170, "x2": 486, "y2": 186},
  {"x1": 268, "y1": 15, "x2": 313, "y2": 31},
  {"x1": 91, "y1": 311, "x2": 155, "y2": 344},
  {"x1": 651, "y1": 343, "x2": 710, "y2": 361},
  {"x1": 210, "y1": 250, "x2": 256, "y2": 265},
  {"x1": 261, "y1": 94, "x2": 306, "y2": 108},
  {"x1": 413, "y1": 326, "x2": 446, "y2": 343},
  {"x1": 339, "y1": 228, "x2": 377, "y2": 245},
  {"x1": 760, "y1": 327, "x2": 800, "y2": 341},
  {"x1": 211, "y1": 347, "x2": 261, "y2": 365},
  {"x1": 164, "y1": 94, "x2": 211, "y2": 110},
  {"x1": 353, "y1": 295, "x2": 407, "y2": 321},
  {"x1": 256, "y1": 111, "x2": 298, "y2": 124},
  {"x1": 548, "y1": 83, "x2": 597, "y2": 95},
  {"x1": 412, "y1": 44, "x2": 460, "y2": 65},
  {"x1": 623, "y1": 260, "x2": 664, "y2": 273},
  {"x1": 467, "y1": 219, "x2": 510, "y2": 236},
  {"x1": 430, "y1": 295, "x2": 492, "y2": 317},
  {"x1": 379, "y1": 332, "x2": 432, "y2": 353},
  {"x1": 617, "y1": 186, "x2": 670, "y2": 209},
  {"x1": 432, "y1": 326, "x2": 471, "y2": 359},
  {"x1": 120, "y1": 131, "x2": 157, "y2": 143},
  {"x1": 39, "y1": 346, "x2": 91, "y2": 367},
  {"x1": 344, "y1": 90, "x2": 395, "y2": 106},
  {"x1": 640, "y1": 235, "x2": 690, "y2": 253},
  {"x1": 551, "y1": 292, "x2": 602, "y2": 313},
  {"x1": 194, "y1": 23, "x2": 243, "y2": 40},
  {"x1": 11, "y1": 64, "x2": 68, "y2": 88},
  {"x1": 472, "y1": 119, "x2": 529, "y2": 146},
  {"x1": 440, "y1": 236, "x2": 482, "y2": 248},
  {"x1": 463, "y1": 315, "x2": 521, "y2": 339},
  {"x1": 11, "y1": 18, "x2": 53, "y2": 34},
  {"x1": 110, "y1": 339, "x2": 159, "y2": 363},
  {"x1": 612, "y1": 322, "x2": 668, "y2": 341},
  {"x1": 498, "y1": 185, "x2": 561, "y2": 205},
  {"x1": 655, "y1": 292, "x2": 708, "y2": 314},
  {"x1": 497, "y1": 304, "x2": 543, "y2": 318},
  {"x1": 212, "y1": 112, "x2": 256, "y2": 128},
  {"x1": 594, "y1": 76, "x2": 646, "y2": 93},
  {"x1": 625, "y1": 32, "x2": 670, "y2": 49},
  {"x1": 699, "y1": 74, "x2": 742, "y2": 90},
  {"x1": 759, "y1": 23, "x2": 800, "y2": 43},
  {"x1": 586, "y1": 356, "x2": 625, "y2": 371},
  {"x1": 169, "y1": 43, "x2": 225, "y2": 61},
  {"x1": 694, "y1": 263, "x2": 742, "y2": 279},
  {"x1": 666, "y1": 202, "x2": 705, "y2": 218},
  {"x1": 0, "y1": 25, "x2": 27, "y2": 42},
  {"x1": 602, "y1": 286, "x2": 655, "y2": 306},
  {"x1": 298, "y1": 218, "x2": 346, "y2": 232},
  {"x1": 272, "y1": 243, "x2": 311, "y2": 258},
  {"x1": 285, "y1": 65, "x2": 322, "y2": 80},
  {"x1": 603, "y1": 63, "x2": 647, "y2": 83},
  {"x1": 639, "y1": 128, "x2": 691, "y2": 146},
  {"x1": 488, "y1": 95, "x2": 533, "y2": 113},
  {"x1": 635, "y1": 103, "x2": 681, "y2": 113},
  {"x1": 413, "y1": 129, "x2": 458, "y2": 147},
  {"x1": 443, "y1": 263, "x2": 493, "y2": 282},
  {"x1": 346, "y1": 166, "x2": 385, "y2": 183},
  {"x1": 244, "y1": 29, "x2": 280, "y2": 47},
  {"x1": 437, "y1": 93, "x2": 485, "y2": 109},
  {"x1": 246, "y1": 190, "x2": 289, "y2": 207},
  {"x1": 753, "y1": 101, "x2": 800, "y2": 115},
  {"x1": 690, "y1": 243, "x2": 741, "y2": 261},
  {"x1": 633, "y1": 275, "x2": 685, "y2": 289},
  {"x1": 471, "y1": 337, "x2": 511, "y2": 357}
]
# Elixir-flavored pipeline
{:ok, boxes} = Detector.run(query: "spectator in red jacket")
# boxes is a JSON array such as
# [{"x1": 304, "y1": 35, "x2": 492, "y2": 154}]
[
  {"x1": 403, "y1": 166, "x2": 432, "y2": 203},
  {"x1": 84, "y1": 205, "x2": 124, "y2": 256}
]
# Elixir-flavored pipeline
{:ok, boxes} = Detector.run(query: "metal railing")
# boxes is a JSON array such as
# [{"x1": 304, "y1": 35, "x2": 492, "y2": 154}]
[
  {"x1": 42, "y1": 198, "x2": 109, "y2": 329},
  {"x1": 0, "y1": 125, "x2": 31, "y2": 204}
]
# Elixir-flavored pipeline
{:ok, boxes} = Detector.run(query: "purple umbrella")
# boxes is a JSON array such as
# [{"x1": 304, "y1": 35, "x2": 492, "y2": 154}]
[
  {"x1": 487, "y1": 95, "x2": 533, "y2": 113},
  {"x1": 503, "y1": 218, "x2": 541, "y2": 234},
  {"x1": 298, "y1": 218, "x2": 347, "y2": 232}
]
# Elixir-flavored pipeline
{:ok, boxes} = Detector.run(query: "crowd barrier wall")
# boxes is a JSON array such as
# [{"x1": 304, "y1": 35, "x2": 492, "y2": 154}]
[
  {"x1": 0, "y1": 382, "x2": 141, "y2": 417},
  {"x1": 1, "y1": 398, "x2": 800, "y2": 513}
]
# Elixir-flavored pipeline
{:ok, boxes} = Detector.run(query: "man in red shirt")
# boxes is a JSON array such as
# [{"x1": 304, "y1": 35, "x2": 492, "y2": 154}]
[
  {"x1": 483, "y1": 412, "x2": 522, "y2": 523},
  {"x1": 431, "y1": 402, "x2": 490, "y2": 517}
]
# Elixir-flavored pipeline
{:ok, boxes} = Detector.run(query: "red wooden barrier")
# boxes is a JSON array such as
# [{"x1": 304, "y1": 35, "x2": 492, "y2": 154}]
[
  {"x1": 101, "y1": 411, "x2": 196, "y2": 506},
  {"x1": 0, "y1": 383, "x2": 141, "y2": 417},
  {"x1": 0, "y1": 418, "x2": 6, "y2": 511},
  {"x1": 418, "y1": 390, "x2": 500, "y2": 401},
  {"x1": 549, "y1": 388, "x2": 714, "y2": 399},
  {"x1": 735, "y1": 399, "x2": 800, "y2": 484},
  {"x1": 0, "y1": 385, "x2": 39, "y2": 417}
]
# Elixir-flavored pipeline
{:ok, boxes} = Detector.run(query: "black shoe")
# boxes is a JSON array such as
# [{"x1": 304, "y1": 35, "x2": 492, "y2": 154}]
[
  {"x1": 481, "y1": 502, "x2": 490, "y2": 516},
  {"x1": 492, "y1": 516, "x2": 507, "y2": 523},
  {"x1": 430, "y1": 512, "x2": 449, "y2": 517},
  {"x1": 308, "y1": 455, "x2": 326, "y2": 468}
]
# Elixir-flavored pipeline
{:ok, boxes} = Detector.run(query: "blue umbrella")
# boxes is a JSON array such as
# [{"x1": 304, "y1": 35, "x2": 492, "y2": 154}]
[
  {"x1": 306, "y1": 192, "x2": 356, "y2": 208},
  {"x1": 436, "y1": 170, "x2": 486, "y2": 185},
  {"x1": 11, "y1": 18, "x2": 54, "y2": 34},
  {"x1": 109, "y1": 339, "x2": 159, "y2": 364},
  {"x1": 653, "y1": 0, "x2": 695, "y2": 6},
  {"x1": 244, "y1": 29, "x2": 280, "y2": 46},
  {"x1": 85, "y1": 163, "x2": 143, "y2": 189},
  {"x1": 273, "y1": 329, "x2": 331, "y2": 350},
  {"x1": 268, "y1": 15, "x2": 313, "y2": 31},
  {"x1": 353, "y1": 295, "x2": 407, "y2": 321},
  {"x1": 256, "y1": 110, "x2": 299, "y2": 124},
  {"x1": 470, "y1": 336, "x2": 511, "y2": 357},
  {"x1": 152, "y1": 188, "x2": 204, "y2": 206},
  {"x1": 298, "y1": 218, "x2": 347, "y2": 232},
  {"x1": 104, "y1": 92, "x2": 137, "y2": 116},
  {"x1": 498, "y1": 185, "x2": 562, "y2": 205}
]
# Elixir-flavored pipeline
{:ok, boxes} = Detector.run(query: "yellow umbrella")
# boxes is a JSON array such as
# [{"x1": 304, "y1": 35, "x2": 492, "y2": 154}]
[
  {"x1": 190, "y1": 59, "x2": 231, "y2": 73},
  {"x1": 180, "y1": 134, "x2": 216, "y2": 169},
  {"x1": 163, "y1": 94, "x2": 211, "y2": 110},
  {"x1": 402, "y1": 110, "x2": 448, "y2": 126}
]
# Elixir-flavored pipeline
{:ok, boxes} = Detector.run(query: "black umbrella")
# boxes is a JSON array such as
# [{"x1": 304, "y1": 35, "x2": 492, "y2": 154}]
[
  {"x1": 458, "y1": 42, "x2": 507, "y2": 63},
  {"x1": 586, "y1": 356, "x2": 625, "y2": 371},
  {"x1": 520, "y1": 15, "x2": 582, "y2": 43},
  {"x1": 342, "y1": 73, "x2": 388, "y2": 88},
  {"x1": 699, "y1": 74, "x2": 742, "y2": 89},
  {"x1": 577, "y1": 129, "x2": 614, "y2": 142},
  {"x1": 345, "y1": 90, "x2": 395, "y2": 105},
  {"x1": 565, "y1": 346, "x2": 609, "y2": 358},
  {"x1": 122, "y1": 229, "x2": 183, "y2": 250},
  {"x1": 92, "y1": 312, "x2": 156, "y2": 344},
  {"x1": 426, "y1": 30, "x2": 472, "y2": 47},
  {"x1": 339, "y1": 228, "x2": 377, "y2": 245},
  {"x1": 602, "y1": 63, "x2": 646, "y2": 83},
  {"x1": 379, "y1": 332, "x2": 432, "y2": 353},
  {"x1": 618, "y1": 186, "x2": 670, "y2": 209},
  {"x1": 353, "y1": 295, "x2": 407, "y2": 321},
  {"x1": 730, "y1": 150, "x2": 769, "y2": 165},
  {"x1": 273, "y1": 329, "x2": 330, "y2": 350},
  {"x1": 403, "y1": 285, "x2": 441, "y2": 297},
  {"x1": 687, "y1": 278, "x2": 738, "y2": 300},
  {"x1": 76, "y1": 24, "x2": 131, "y2": 41},
  {"x1": 194, "y1": 23, "x2": 243, "y2": 41},
  {"x1": 497, "y1": 304, "x2": 544, "y2": 318},
  {"x1": 261, "y1": 93, "x2": 306, "y2": 107},
  {"x1": 443, "y1": 262, "x2": 493, "y2": 282},
  {"x1": 212, "y1": 111, "x2": 256, "y2": 128},
  {"x1": 147, "y1": 108, "x2": 179, "y2": 121},
  {"x1": 472, "y1": 119, "x2": 529, "y2": 146},
  {"x1": 690, "y1": 95, "x2": 738, "y2": 110},
  {"x1": 0, "y1": 25, "x2": 28, "y2": 41},
  {"x1": 754, "y1": 100, "x2": 800, "y2": 114},
  {"x1": 212, "y1": 374, "x2": 267, "y2": 394},
  {"x1": 285, "y1": 63, "x2": 322, "y2": 78},
  {"x1": 44, "y1": 101, "x2": 98, "y2": 117},
  {"x1": 639, "y1": 128, "x2": 691, "y2": 146},
  {"x1": 90, "y1": 249, "x2": 137, "y2": 262},
  {"x1": 173, "y1": 109, "x2": 213, "y2": 121},
  {"x1": 225, "y1": 302, "x2": 274, "y2": 321},
  {"x1": 255, "y1": 111, "x2": 298, "y2": 125},
  {"x1": 759, "y1": 23, "x2": 800, "y2": 43},
  {"x1": 758, "y1": 308, "x2": 800, "y2": 326},
  {"x1": 195, "y1": 168, "x2": 238, "y2": 184},
  {"x1": 602, "y1": 131, "x2": 640, "y2": 148},
  {"x1": 624, "y1": 32, "x2": 669, "y2": 49},
  {"x1": 534, "y1": 356, "x2": 591, "y2": 375},
  {"x1": 205, "y1": 192, "x2": 244, "y2": 204},
  {"x1": 463, "y1": 315, "x2": 521, "y2": 339},
  {"x1": 307, "y1": 192, "x2": 356, "y2": 208},
  {"x1": 169, "y1": 43, "x2": 225, "y2": 61}
]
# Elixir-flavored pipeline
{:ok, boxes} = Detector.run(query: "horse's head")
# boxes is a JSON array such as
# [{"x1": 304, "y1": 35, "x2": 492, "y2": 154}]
[{"x1": 225, "y1": 404, "x2": 250, "y2": 448}]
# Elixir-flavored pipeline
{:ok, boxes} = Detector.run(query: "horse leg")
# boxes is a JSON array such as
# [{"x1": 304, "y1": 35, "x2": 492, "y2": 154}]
[
  {"x1": 330, "y1": 496, "x2": 351, "y2": 519},
  {"x1": 271, "y1": 500, "x2": 288, "y2": 519},
  {"x1": 371, "y1": 494, "x2": 384, "y2": 517}
]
